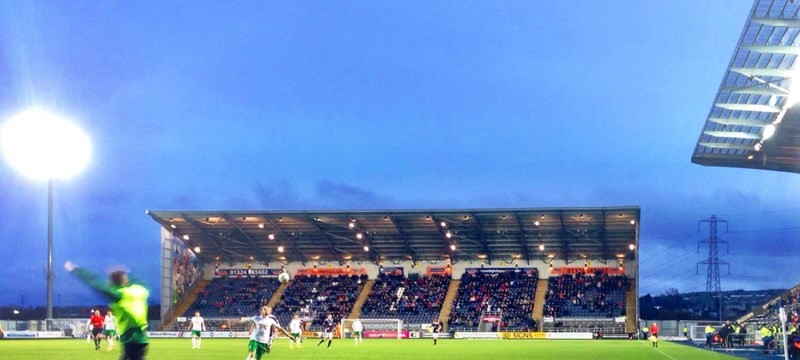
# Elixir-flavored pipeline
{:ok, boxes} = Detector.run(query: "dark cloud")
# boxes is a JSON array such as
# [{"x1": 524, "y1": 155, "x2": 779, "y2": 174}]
[
  {"x1": 252, "y1": 180, "x2": 309, "y2": 210},
  {"x1": 315, "y1": 179, "x2": 395, "y2": 209}
]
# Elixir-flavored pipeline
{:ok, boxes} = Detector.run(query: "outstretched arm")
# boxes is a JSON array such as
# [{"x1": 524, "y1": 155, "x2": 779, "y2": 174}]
[{"x1": 65, "y1": 262, "x2": 121, "y2": 302}]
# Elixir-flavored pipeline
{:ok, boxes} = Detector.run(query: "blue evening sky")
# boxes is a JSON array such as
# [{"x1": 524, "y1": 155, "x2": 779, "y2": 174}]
[{"x1": 1, "y1": 1, "x2": 798, "y2": 306}]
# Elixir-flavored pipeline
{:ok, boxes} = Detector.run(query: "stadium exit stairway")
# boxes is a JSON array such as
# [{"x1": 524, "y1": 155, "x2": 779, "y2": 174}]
[
  {"x1": 267, "y1": 282, "x2": 289, "y2": 308},
  {"x1": 347, "y1": 279, "x2": 375, "y2": 319},
  {"x1": 531, "y1": 278, "x2": 549, "y2": 328},
  {"x1": 159, "y1": 279, "x2": 208, "y2": 330},
  {"x1": 625, "y1": 279, "x2": 637, "y2": 333},
  {"x1": 438, "y1": 279, "x2": 461, "y2": 327}
]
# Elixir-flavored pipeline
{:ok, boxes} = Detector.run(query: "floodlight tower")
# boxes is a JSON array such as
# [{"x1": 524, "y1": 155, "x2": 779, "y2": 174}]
[
  {"x1": 0, "y1": 109, "x2": 91, "y2": 321},
  {"x1": 696, "y1": 215, "x2": 729, "y2": 321}
]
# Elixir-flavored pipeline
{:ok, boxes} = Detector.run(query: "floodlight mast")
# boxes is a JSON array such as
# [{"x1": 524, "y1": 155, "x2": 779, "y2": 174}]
[{"x1": 0, "y1": 109, "x2": 91, "y2": 322}]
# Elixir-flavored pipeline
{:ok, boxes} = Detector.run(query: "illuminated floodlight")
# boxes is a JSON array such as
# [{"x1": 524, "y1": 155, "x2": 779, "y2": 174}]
[
  {"x1": 1, "y1": 109, "x2": 91, "y2": 180},
  {"x1": 763, "y1": 124, "x2": 776, "y2": 140}
]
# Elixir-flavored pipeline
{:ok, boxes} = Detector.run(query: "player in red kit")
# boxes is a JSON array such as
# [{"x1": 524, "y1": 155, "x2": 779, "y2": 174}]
[{"x1": 89, "y1": 310, "x2": 105, "y2": 350}]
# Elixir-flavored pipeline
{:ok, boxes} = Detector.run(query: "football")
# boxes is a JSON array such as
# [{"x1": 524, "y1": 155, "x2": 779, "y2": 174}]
[{"x1": 278, "y1": 272, "x2": 290, "y2": 284}]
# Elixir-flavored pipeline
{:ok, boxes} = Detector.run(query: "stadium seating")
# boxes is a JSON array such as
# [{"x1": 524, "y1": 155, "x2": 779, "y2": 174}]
[
  {"x1": 745, "y1": 286, "x2": 800, "y2": 328},
  {"x1": 273, "y1": 274, "x2": 366, "y2": 331},
  {"x1": 540, "y1": 271, "x2": 628, "y2": 334},
  {"x1": 448, "y1": 269, "x2": 539, "y2": 331},
  {"x1": 542, "y1": 271, "x2": 628, "y2": 319},
  {"x1": 183, "y1": 277, "x2": 281, "y2": 317},
  {"x1": 360, "y1": 272, "x2": 451, "y2": 326}
]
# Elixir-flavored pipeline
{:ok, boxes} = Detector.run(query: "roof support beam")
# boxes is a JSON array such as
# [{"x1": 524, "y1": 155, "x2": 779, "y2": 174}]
[
  {"x1": 264, "y1": 217, "x2": 307, "y2": 265},
  {"x1": 432, "y1": 215, "x2": 457, "y2": 263},
  {"x1": 703, "y1": 130, "x2": 762, "y2": 140},
  {"x1": 348, "y1": 219, "x2": 381, "y2": 265},
  {"x1": 729, "y1": 67, "x2": 795, "y2": 78},
  {"x1": 600, "y1": 211, "x2": 609, "y2": 263},
  {"x1": 741, "y1": 44, "x2": 800, "y2": 55},
  {"x1": 180, "y1": 214, "x2": 234, "y2": 264},
  {"x1": 708, "y1": 117, "x2": 769, "y2": 127},
  {"x1": 306, "y1": 215, "x2": 345, "y2": 265},
  {"x1": 513, "y1": 212, "x2": 531, "y2": 265},
  {"x1": 714, "y1": 103, "x2": 781, "y2": 113},
  {"x1": 559, "y1": 211, "x2": 570, "y2": 265},
  {"x1": 725, "y1": 86, "x2": 789, "y2": 96},
  {"x1": 222, "y1": 214, "x2": 272, "y2": 264},
  {"x1": 699, "y1": 142, "x2": 756, "y2": 151},
  {"x1": 471, "y1": 213, "x2": 492, "y2": 264},
  {"x1": 386, "y1": 215, "x2": 419, "y2": 262},
  {"x1": 752, "y1": 18, "x2": 800, "y2": 28}
]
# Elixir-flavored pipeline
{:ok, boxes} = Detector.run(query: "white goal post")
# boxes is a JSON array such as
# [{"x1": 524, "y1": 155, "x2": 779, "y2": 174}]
[{"x1": 341, "y1": 318, "x2": 403, "y2": 339}]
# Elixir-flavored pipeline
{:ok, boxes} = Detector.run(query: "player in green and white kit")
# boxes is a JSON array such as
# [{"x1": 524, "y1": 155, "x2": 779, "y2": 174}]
[
  {"x1": 352, "y1": 318, "x2": 363, "y2": 345},
  {"x1": 66, "y1": 261, "x2": 150, "y2": 360},
  {"x1": 104, "y1": 310, "x2": 117, "y2": 350},
  {"x1": 289, "y1": 314, "x2": 302, "y2": 349},
  {"x1": 243, "y1": 306, "x2": 295, "y2": 360},
  {"x1": 189, "y1": 311, "x2": 205, "y2": 349}
]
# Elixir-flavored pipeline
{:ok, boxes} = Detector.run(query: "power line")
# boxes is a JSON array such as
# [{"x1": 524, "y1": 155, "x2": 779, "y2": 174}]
[
  {"x1": 639, "y1": 230, "x2": 701, "y2": 263},
  {"x1": 726, "y1": 226, "x2": 800, "y2": 234},
  {"x1": 639, "y1": 252, "x2": 698, "y2": 278},
  {"x1": 640, "y1": 269, "x2": 698, "y2": 296}
]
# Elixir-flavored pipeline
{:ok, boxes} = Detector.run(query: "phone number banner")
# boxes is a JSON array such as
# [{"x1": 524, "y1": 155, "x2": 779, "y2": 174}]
[{"x1": 214, "y1": 268, "x2": 283, "y2": 278}]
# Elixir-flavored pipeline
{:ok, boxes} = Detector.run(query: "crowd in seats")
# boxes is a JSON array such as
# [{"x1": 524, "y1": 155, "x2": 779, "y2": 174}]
[
  {"x1": 273, "y1": 274, "x2": 366, "y2": 331},
  {"x1": 184, "y1": 277, "x2": 281, "y2": 317},
  {"x1": 542, "y1": 271, "x2": 628, "y2": 318},
  {"x1": 360, "y1": 273, "x2": 451, "y2": 325},
  {"x1": 448, "y1": 269, "x2": 538, "y2": 330},
  {"x1": 747, "y1": 286, "x2": 800, "y2": 329}
]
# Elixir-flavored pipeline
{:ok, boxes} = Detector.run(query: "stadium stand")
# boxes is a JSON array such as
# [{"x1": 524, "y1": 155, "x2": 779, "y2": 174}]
[
  {"x1": 273, "y1": 274, "x2": 367, "y2": 331},
  {"x1": 360, "y1": 272, "x2": 451, "y2": 326},
  {"x1": 541, "y1": 271, "x2": 628, "y2": 334},
  {"x1": 742, "y1": 285, "x2": 800, "y2": 328},
  {"x1": 183, "y1": 277, "x2": 281, "y2": 317},
  {"x1": 447, "y1": 268, "x2": 538, "y2": 331}
]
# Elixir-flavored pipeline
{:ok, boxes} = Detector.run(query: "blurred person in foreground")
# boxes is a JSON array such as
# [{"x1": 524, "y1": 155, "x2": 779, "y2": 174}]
[{"x1": 66, "y1": 261, "x2": 149, "y2": 360}]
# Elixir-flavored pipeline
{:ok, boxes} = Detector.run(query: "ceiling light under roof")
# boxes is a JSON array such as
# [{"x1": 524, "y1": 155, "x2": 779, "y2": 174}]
[
  {"x1": 356, "y1": 233, "x2": 363, "y2": 239},
  {"x1": 363, "y1": 246, "x2": 369, "y2": 252},
  {"x1": 539, "y1": 244, "x2": 545, "y2": 251},
  {"x1": 268, "y1": 234, "x2": 275, "y2": 240},
  {"x1": 193, "y1": 246, "x2": 200, "y2": 253},
  {"x1": 277, "y1": 246, "x2": 284, "y2": 253},
  {"x1": 258, "y1": 223, "x2": 265, "y2": 229},
  {"x1": 182, "y1": 235, "x2": 189, "y2": 240},
  {"x1": 449, "y1": 244, "x2": 456, "y2": 251}
]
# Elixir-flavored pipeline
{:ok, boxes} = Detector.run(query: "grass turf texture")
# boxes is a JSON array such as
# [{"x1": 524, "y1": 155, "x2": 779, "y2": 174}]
[{"x1": 0, "y1": 338, "x2": 739, "y2": 360}]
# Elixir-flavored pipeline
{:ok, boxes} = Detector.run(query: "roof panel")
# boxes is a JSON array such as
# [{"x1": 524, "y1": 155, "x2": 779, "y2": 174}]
[
  {"x1": 148, "y1": 207, "x2": 640, "y2": 266},
  {"x1": 693, "y1": 0, "x2": 800, "y2": 173}
]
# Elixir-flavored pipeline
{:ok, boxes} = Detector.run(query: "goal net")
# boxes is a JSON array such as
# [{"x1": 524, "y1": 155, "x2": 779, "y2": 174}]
[{"x1": 341, "y1": 318, "x2": 403, "y2": 339}]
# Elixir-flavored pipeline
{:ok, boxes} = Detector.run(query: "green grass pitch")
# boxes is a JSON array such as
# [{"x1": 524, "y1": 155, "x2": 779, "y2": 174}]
[{"x1": 0, "y1": 338, "x2": 739, "y2": 360}]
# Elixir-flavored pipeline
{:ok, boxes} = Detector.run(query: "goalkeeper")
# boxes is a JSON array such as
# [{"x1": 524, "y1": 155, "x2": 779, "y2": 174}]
[{"x1": 66, "y1": 261, "x2": 150, "y2": 360}]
